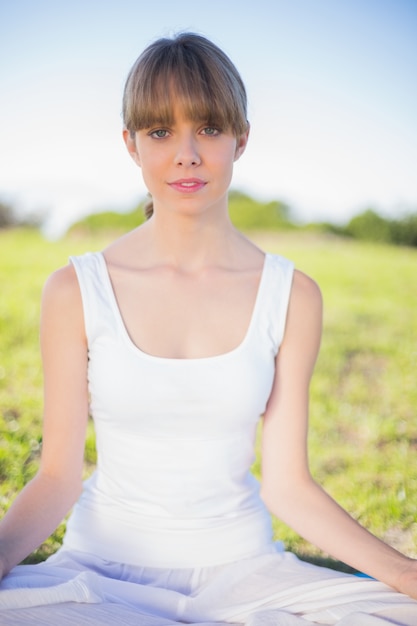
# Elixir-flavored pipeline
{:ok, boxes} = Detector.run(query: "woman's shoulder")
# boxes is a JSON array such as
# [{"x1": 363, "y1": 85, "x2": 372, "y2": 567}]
[
  {"x1": 292, "y1": 268, "x2": 322, "y2": 305},
  {"x1": 285, "y1": 268, "x2": 322, "y2": 337},
  {"x1": 265, "y1": 253, "x2": 321, "y2": 306},
  {"x1": 42, "y1": 262, "x2": 83, "y2": 312}
]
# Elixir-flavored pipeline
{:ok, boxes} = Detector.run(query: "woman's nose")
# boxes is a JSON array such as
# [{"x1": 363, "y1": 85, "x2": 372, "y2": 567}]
[{"x1": 174, "y1": 135, "x2": 201, "y2": 167}]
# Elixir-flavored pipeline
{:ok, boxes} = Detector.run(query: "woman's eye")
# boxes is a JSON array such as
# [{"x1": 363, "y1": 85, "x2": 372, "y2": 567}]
[
  {"x1": 150, "y1": 129, "x2": 168, "y2": 139},
  {"x1": 202, "y1": 127, "x2": 220, "y2": 136}
]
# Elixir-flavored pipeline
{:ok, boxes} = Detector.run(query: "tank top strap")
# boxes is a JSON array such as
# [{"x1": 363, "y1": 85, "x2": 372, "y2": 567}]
[
  {"x1": 70, "y1": 252, "x2": 114, "y2": 345},
  {"x1": 254, "y1": 253, "x2": 294, "y2": 356}
]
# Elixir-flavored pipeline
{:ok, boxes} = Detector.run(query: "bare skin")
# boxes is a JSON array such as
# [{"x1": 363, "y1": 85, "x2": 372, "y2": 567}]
[{"x1": 1, "y1": 112, "x2": 417, "y2": 602}]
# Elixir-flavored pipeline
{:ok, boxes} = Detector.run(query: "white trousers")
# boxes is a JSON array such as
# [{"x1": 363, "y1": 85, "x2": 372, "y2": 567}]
[{"x1": 0, "y1": 547, "x2": 416, "y2": 625}]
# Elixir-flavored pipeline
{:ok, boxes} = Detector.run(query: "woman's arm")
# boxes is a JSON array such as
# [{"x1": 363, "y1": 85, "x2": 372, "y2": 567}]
[
  {"x1": 261, "y1": 269, "x2": 417, "y2": 598},
  {"x1": 0, "y1": 264, "x2": 89, "y2": 579}
]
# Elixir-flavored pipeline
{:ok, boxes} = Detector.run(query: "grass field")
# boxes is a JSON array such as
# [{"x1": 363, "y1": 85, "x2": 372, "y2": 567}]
[{"x1": 1, "y1": 228, "x2": 416, "y2": 570}]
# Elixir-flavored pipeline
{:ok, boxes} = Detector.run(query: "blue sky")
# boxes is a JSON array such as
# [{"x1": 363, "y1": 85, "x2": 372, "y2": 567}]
[{"x1": 1, "y1": 0, "x2": 416, "y2": 236}]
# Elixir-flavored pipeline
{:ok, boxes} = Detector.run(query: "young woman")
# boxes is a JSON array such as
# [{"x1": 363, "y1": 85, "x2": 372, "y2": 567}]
[{"x1": 0, "y1": 32, "x2": 416, "y2": 626}]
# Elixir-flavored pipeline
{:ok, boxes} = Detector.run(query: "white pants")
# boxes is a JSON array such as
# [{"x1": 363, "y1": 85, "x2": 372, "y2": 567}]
[{"x1": 0, "y1": 547, "x2": 416, "y2": 625}]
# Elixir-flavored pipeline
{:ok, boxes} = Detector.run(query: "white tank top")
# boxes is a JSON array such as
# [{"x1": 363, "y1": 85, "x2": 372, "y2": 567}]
[{"x1": 63, "y1": 251, "x2": 294, "y2": 568}]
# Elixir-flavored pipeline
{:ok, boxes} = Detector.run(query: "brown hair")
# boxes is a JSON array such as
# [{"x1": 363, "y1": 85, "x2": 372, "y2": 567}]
[{"x1": 122, "y1": 33, "x2": 248, "y2": 218}]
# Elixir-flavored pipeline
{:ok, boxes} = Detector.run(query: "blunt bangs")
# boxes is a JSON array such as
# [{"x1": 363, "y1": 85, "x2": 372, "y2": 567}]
[{"x1": 123, "y1": 34, "x2": 248, "y2": 137}]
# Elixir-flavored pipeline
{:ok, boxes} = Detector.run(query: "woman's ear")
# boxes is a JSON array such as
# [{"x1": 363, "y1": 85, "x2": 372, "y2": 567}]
[
  {"x1": 234, "y1": 123, "x2": 250, "y2": 162},
  {"x1": 123, "y1": 129, "x2": 141, "y2": 167}
]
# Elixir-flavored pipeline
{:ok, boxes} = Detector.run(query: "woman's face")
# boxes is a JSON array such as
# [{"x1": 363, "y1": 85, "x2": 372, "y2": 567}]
[{"x1": 124, "y1": 104, "x2": 249, "y2": 220}]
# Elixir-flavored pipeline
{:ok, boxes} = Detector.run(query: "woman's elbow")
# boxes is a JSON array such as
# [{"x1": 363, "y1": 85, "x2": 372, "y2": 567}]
[{"x1": 260, "y1": 471, "x2": 314, "y2": 516}]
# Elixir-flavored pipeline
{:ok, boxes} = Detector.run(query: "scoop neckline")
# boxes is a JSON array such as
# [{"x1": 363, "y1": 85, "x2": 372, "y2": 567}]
[{"x1": 95, "y1": 251, "x2": 270, "y2": 363}]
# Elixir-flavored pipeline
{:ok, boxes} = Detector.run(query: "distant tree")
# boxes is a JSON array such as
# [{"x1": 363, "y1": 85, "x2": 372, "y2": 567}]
[
  {"x1": 67, "y1": 203, "x2": 146, "y2": 235},
  {"x1": 389, "y1": 213, "x2": 417, "y2": 247},
  {"x1": 340, "y1": 208, "x2": 417, "y2": 247},
  {"x1": 0, "y1": 199, "x2": 46, "y2": 230},
  {"x1": 228, "y1": 190, "x2": 293, "y2": 230},
  {"x1": 345, "y1": 209, "x2": 392, "y2": 243},
  {"x1": 0, "y1": 200, "x2": 17, "y2": 228}
]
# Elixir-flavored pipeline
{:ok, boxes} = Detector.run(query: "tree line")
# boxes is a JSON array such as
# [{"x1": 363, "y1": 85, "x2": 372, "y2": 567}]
[
  {"x1": 1, "y1": 195, "x2": 417, "y2": 247},
  {"x1": 324, "y1": 208, "x2": 417, "y2": 248}
]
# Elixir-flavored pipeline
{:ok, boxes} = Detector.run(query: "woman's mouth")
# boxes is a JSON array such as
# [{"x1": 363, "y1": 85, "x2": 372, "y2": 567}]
[{"x1": 168, "y1": 179, "x2": 207, "y2": 193}]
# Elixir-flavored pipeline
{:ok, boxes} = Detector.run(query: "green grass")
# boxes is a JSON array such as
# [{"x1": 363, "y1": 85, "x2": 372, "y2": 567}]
[{"x1": 1, "y1": 228, "x2": 416, "y2": 569}]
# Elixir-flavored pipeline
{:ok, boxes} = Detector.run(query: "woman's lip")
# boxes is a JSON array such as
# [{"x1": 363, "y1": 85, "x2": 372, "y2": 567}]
[{"x1": 168, "y1": 179, "x2": 207, "y2": 192}]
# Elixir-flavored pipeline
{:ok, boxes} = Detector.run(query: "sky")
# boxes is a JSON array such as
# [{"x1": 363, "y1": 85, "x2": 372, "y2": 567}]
[{"x1": 1, "y1": 0, "x2": 416, "y2": 237}]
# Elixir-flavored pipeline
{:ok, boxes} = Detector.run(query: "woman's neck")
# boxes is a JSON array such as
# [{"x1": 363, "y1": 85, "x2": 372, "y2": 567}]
[
  {"x1": 104, "y1": 203, "x2": 262, "y2": 275},
  {"x1": 143, "y1": 210, "x2": 240, "y2": 273}
]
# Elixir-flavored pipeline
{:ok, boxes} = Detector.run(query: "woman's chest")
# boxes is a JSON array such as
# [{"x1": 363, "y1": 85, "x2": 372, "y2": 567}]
[{"x1": 108, "y1": 266, "x2": 263, "y2": 359}]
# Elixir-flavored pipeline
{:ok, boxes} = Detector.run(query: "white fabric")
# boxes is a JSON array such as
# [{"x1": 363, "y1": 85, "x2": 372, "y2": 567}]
[
  {"x1": 1, "y1": 251, "x2": 417, "y2": 624},
  {"x1": 64, "y1": 251, "x2": 293, "y2": 568},
  {"x1": 1, "y1": 549, "x2": 416, "y2": 624}
]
